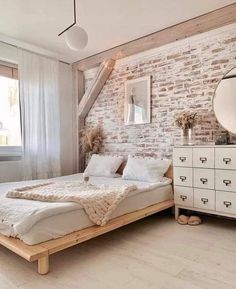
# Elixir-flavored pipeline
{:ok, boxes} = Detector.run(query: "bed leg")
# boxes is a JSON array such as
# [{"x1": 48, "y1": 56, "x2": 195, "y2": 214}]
[
  {"x1": 38, "y1": 255, "x2": 49, "y2": 275},
  {"x1": 175, "y1": 206, "x2": 180, "y2": 220}
]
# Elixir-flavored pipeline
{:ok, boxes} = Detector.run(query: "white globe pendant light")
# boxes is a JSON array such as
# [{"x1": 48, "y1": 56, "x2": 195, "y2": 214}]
[
  {"x1": 58, "y1": 0, "x2": 88, "y2": 51},
  {"x1": 65, "y1": 25, "x2": 88, "y2": 50}
]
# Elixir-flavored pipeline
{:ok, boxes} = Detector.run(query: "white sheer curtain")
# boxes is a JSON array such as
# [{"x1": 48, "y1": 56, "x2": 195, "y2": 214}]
[{"x1": 18, "y1": 49, "x2": 61, "y2": 180}]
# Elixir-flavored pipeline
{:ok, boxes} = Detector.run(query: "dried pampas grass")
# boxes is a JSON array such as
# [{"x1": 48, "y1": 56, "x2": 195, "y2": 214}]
[
  {"x1": 81, "y1": 125, "x2": 104, "y2": 154},
  {"x1": 175, "y1": 111, "x2": 198, "y2": 129}
]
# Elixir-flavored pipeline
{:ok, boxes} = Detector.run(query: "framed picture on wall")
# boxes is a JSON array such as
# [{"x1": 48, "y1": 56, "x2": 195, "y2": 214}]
[{"x1": 124, "y1": 76, "x2": 151, "y2": 125}]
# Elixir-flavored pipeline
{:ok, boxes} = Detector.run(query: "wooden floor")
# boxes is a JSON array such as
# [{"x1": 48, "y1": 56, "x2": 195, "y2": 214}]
[{"x1": 0, "y1": 212, "x2": 236, "y2": 289}]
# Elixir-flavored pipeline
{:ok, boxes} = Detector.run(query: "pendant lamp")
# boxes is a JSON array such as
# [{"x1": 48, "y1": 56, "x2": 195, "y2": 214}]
[{"x1": 58, "y1": 0, "x2": 88, "y2": 50}]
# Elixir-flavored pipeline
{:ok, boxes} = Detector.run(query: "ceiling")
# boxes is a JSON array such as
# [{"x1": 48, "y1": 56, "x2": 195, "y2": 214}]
[{"x1": 0, "y1": 0, "x2": 235, "y2": 63}]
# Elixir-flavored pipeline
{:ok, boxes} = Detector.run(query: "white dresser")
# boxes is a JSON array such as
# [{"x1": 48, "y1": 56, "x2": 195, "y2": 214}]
[{"x1": 173, "y1": 145, "x2": 236, "y2": 219}]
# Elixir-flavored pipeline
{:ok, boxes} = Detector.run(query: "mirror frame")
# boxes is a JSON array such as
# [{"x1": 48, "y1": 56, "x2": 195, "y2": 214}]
[{"x1": 212, "y1": 66, "x2": 236, "y2": 136}]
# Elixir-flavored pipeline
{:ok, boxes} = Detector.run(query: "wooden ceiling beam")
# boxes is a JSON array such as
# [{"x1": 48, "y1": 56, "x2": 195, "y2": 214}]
[
  {"x1": 73, "y1": 3, "x2": 236, "y2": 71},
  {"x1": 78, "y1": 59, "x2": 115, "y2": 118},
  {"x1": 76, "y1": 59, "x2": 115, "y2": 172}
]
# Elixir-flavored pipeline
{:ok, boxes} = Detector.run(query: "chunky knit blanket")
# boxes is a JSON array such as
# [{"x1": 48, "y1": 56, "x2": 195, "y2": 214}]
[{"x1": 6, "y1": 181, "x2": 137, "y2": 226}]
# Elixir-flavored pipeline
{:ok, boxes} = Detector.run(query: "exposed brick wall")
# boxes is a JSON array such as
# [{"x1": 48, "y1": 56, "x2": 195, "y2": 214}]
[{"x1": 83, "y1": 25, "x2": 236, "y2": 159}]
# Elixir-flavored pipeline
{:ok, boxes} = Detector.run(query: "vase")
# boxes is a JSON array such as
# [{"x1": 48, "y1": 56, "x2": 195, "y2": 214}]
[{"x1": 181, "y1": 128, "x2": 195, "y2": 145}]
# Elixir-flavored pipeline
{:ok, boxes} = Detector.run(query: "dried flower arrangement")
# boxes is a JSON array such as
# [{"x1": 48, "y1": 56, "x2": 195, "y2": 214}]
[
  {"x1": 81, "y1": 125, "x2": 104, "y2": 154},
  {"x1": 175, "y1": 111, "x2": 197, "y2": 130}
]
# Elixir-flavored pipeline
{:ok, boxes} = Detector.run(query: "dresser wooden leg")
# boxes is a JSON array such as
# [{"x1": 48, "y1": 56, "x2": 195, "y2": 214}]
[
  {"x1": 175, "y1": 206, "x2": 180, "y2": 220},
  {"x1": 38, "y1": 256, "x2": 49, "y2": 275}
]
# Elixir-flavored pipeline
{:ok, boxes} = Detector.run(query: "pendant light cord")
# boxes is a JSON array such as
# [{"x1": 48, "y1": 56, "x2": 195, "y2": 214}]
[{"x1": 58, "y1": 0, "x2": 76, "y2": 36}]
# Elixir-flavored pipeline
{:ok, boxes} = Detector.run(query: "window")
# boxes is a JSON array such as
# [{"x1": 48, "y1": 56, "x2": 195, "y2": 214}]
[{"x1": 0, "y1": 63, "x2": 22, "y2": 158}]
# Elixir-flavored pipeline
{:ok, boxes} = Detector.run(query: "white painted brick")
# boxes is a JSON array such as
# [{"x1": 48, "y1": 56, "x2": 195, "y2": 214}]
[{"x1": 82, "y1": 26, "x2": 236, "y2": 159}]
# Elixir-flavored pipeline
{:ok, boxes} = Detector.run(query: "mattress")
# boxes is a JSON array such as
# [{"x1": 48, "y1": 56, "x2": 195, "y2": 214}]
[{"x1": 0, "y1": 174, "x2": 172, "y2": 245}]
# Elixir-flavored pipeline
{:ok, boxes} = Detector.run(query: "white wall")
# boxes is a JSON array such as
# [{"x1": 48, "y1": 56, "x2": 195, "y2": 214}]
[
  {"x1": 0, "y1": 42, "x2": 17, "y2": 64},
  {"x1": 0, "y1": 42, "x2": 75, "y2": 182},
  {"x1": 0, "y1": 161, "x2": 23, "y2": 182}
]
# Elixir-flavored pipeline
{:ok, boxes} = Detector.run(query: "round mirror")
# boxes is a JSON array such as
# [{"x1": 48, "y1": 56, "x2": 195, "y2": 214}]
[{"x1": 213, "y1": 67, "x2": 236, "y2": 135}]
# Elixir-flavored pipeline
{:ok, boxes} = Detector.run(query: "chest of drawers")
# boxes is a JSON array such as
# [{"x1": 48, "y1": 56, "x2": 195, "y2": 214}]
[{"x1": 173, "y1": 145, "x2": 236, "y2": 219}]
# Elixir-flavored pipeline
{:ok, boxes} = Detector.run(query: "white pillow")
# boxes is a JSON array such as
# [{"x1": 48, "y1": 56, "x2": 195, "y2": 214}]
[
  {"x1": 122, "y1": 155, "x2": 171, "y2": 182},
  {"x1": 85, "y1": 154, "x2": 123, "y2": 177}
]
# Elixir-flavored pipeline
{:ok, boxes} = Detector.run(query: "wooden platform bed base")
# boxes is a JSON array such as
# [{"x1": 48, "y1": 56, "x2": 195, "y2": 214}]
[{"x1": 0, "y1": 200, "x2": 174, "y2": 275}]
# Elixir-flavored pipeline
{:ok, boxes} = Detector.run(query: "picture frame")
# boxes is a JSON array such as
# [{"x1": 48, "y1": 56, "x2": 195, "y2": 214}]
[{"x1": 124, "y1": 76, "x2": 151, "y2": 125}]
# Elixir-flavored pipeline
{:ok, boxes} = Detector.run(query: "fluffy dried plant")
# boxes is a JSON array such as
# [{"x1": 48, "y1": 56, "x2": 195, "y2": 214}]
[
  {"x1": 81, "y1": 125, "x2": 104, "y2": 154},
  {"x1": 175, "y1": 111, "x2": 197, "y2": 129}
]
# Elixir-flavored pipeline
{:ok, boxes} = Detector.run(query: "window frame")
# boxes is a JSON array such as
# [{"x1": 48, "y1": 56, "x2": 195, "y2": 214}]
[
  {"x1": 0, "y1": 60, "x2": 22, "y2": 159},
  {"x1": 0, "y1": 145, "x2": 22, "y2": 159}
]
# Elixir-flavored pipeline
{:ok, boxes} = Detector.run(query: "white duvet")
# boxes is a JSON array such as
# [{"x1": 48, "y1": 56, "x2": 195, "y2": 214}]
[{"x1": 0, "y1": 174, "x2": 172, "y2": 238}]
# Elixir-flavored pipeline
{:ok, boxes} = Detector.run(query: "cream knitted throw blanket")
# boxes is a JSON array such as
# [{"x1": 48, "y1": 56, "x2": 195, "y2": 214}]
[{"x1": 6, "y1": 181, "x2": 137, "y2": 226}]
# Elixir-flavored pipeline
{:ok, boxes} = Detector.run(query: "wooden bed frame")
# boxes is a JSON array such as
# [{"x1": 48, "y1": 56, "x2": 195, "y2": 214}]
[
  {"x1": 0, "y1": 166, "x2": 174, "y2": 275},
  {"x1": 0, "y1": 200, "x2": 173, "y2": 274}
]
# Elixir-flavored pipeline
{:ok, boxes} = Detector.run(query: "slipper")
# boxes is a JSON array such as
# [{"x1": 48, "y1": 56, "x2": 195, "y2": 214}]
[
  {"x1": 177, "y1": 215, "x2": 189, "y2": 225},
  {"x1": 188, "y1": 216, "x2": 202, "y2": 226}
]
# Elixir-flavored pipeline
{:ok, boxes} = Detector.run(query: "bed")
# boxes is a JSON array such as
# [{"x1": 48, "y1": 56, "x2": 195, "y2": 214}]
[{"x1": 0, "y1": 169, "x2": 173, "y2": 274}]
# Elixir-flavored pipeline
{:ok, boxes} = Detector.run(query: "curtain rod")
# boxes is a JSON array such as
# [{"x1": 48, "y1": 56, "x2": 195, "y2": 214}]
[{"x1": 0, "y1": 40, "x2": 71, "y2": 65}]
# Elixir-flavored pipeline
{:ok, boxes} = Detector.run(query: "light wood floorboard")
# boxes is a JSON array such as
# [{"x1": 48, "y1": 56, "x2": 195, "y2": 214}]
[{"x1": 0, "y1": 213, "x2": 236, "y2": 289}]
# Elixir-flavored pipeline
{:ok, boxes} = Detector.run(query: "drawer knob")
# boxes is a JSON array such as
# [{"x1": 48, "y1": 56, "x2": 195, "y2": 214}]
[
  {"x1": 223, "y1": 201, "x2": 232, "y2": 208},
  {"x1": 200, "y1": 157, "x2": 207, "y2": 163},
  {"x1": 180, "y1": 195, "x2": 187, "y2": 201},
  {"x1": 179, "y1": 157, "x2": 186, "y2": 162},
  {"x1": 223, "y1": 180, "x2": 231, "y2": 186},
  {"x1": 180, "y1": 176, "x2": 187, "y2": 182},
  {"x1": 200, "y1": 178, "x2": 208, "y2": 184},
  {"x1": 201, "y1": 198, "x2": 208, "y2": 204},
  {"x1": 223, "y1": 158, "x2": 231, "y2": 165}
]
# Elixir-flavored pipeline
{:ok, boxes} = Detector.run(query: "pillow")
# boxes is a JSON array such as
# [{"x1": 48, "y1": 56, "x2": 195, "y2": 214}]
[
  {"x1": 122, "y1": 155, "x2": 171, "y2": 182},
  {"x1": 85, "y1": 154, "x2": 123, "y2": 177}
]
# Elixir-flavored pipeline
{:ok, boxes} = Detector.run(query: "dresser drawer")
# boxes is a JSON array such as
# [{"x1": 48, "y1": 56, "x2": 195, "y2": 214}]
[
  {"x1": 193, "y1": 168, "x2": 215, "y2": 190},
  {"x1": 193, "y1": 148, "x2": 214, "y2": 168},
  {"x1": 215, "y1": 148, "x2": 236, "y2": 170},
  {"x1": 194, "y1": 188, "x2": 215, "y2": 211},
  {"x1": 174, "y1": 186, "x2": 193, "y2": 207},
  {"x1": 216, "y1": 191, "x2": 236, "y2": 215},
  {"x1": 215, "y1": 170, "x2": 236, "y2": 192},
  {"x1": 174, "y1": 167, "x2": 192, "y2": 187},
  {"x1": 173, "y1": 148, "x2": 192, "y2": 167}
]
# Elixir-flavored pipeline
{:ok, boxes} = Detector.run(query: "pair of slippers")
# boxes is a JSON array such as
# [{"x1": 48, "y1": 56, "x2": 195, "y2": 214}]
[{"x1": 177, "y1": 215, "x2": 202, "y2": 225}]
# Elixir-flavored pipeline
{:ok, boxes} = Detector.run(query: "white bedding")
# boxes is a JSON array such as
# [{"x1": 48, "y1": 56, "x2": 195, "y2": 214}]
[{"x1": 0, "y1": 174, "x2": 172, "y2": 245}]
